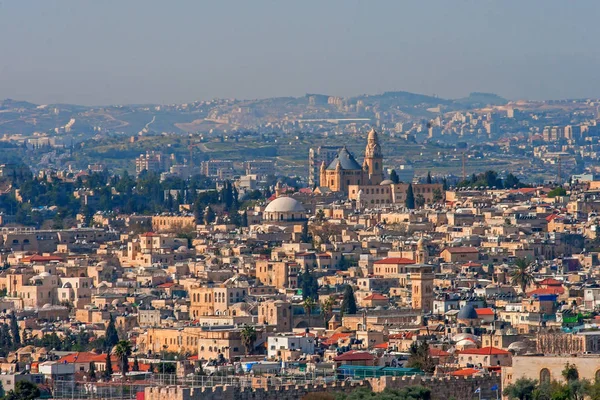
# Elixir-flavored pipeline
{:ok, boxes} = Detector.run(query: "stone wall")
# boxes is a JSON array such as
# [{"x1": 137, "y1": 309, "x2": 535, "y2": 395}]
[
  {"x1": 144, "y1": 374, "x2": 501, "y2": 400},
  {"x1": 144, "y1": 381, "x2": 370, "y2": 400},
  {"x1": 369, "y1": 374, "x2": 501, "y2": 400}
]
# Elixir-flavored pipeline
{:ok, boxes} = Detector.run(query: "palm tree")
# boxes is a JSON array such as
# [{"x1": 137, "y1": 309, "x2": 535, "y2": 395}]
[
  {"x1": 113, "y1": 340, "x2": 132, "y2": 379},
  {"x1": 510, "y1": 258, "x2": 535, "y2": 294},
  {"x1": 303, "y1": 297, "x2": 316, "y2": 325},
  {"x1": 321, "y1": 296, "x2": 335, "y2": 327},
  {"x1": 240, "y1": 325, "x2": 257, "y2": 356}
]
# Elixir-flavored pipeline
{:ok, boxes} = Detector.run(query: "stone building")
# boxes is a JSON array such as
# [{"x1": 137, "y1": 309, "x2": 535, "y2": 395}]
[{"x1": 319, "y1": 128, "x2": 384, "y2": 194}]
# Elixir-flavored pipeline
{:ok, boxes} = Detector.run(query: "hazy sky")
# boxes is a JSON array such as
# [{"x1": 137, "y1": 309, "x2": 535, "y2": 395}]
[{"x1": 1, "y1": 1, "x2": 599, "y2": 105}]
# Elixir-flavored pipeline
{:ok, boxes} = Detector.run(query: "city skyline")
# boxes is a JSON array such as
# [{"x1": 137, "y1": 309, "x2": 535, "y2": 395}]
[{"x1": 2, "y1": 1, "x2": 600, "y2": 105}]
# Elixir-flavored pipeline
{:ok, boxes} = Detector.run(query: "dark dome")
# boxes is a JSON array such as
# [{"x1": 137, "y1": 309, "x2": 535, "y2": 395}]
[
  {"x1": 326, "y1": 147, "x2": 362, "y2": 171},
  {"x1": 457, "y1": 304, "x2": 478, "y2": 320}
]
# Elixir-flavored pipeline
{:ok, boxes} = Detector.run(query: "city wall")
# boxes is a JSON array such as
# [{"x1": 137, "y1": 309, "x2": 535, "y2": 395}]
[{"x1": 144, "y1": 374, "x2": 500, "y2": 400}]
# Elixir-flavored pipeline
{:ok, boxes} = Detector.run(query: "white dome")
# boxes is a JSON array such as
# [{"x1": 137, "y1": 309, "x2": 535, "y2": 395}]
[
  {"x1": 39, "y1": 272, "x2": 51, "y2": 277},
  {"x1": 380, "y1": 179, "x2": 394, "y2": 185},
  {"x1": 264, "y1": 197, "x2": 305, "y2": 213}
]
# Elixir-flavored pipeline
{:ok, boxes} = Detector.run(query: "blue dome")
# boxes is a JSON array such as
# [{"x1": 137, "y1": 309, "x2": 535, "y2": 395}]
[
  {"x1": 326, "y1": 147, "x2": 362, "y2": 171},
  {"x1": 457, "y1": 304, "x2": 478, "y2": 320}
]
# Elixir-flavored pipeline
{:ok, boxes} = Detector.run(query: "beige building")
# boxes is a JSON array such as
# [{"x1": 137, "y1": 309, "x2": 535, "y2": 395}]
[
  {"x1": 151, "y1": 215, "x2": 196, "y2": 232},
  {"x1": 255, "y1": 260, "x2": 300, "y2": 289},
  {"x1": 319, "y1": 129, "x2": 384, "y2": 194}
]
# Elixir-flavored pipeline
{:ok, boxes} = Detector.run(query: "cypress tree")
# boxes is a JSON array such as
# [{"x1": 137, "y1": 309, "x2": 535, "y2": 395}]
[
  {"x1": 89, "y1": 362, "x2": 97, "y2": 381},
  {"x1": 389, "y1": 170, "x2": 400, "y2": 184},
  {"x1": 406, "y1": 184, "x2": 415, "y2": 209},
  {"x1": 341, "y1": 285, "x2": 357, "y2": 316},
  {"x1": 193, "y1": 200, "x2": 204, "y2": 225},
  {"x1": 204, "y1": 206, "x2": 216, "y2": 224},
  {"x1": 133, "y1": 356, "x2": 140, "y2": 372},
  {"x1": 105, "y1": 314, "x2": 119, "y2": 350},
  {"x1": 9, "y1": 312, "x2": 20, "y2": 346},
  {"x1": 426, "y1": 171, "x2": 432, "y2": 184},
  {"x1": 103, "y1": 353, "x2": 113, "y2": 380}
]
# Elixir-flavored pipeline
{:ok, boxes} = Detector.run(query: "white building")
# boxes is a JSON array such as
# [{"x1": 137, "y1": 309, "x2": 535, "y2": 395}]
[{"x1": 267, "y1": 335, "x2": 315, "y2": 359}]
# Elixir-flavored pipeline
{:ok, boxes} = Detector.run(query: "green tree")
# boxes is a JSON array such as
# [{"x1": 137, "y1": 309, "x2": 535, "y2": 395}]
[
  {"x1": 505, "y1": 378, "x2": 538, "y2": 400},
  {"x1": 426, "y1": 171, "x2": 432, "y2": 184},
  {"x1": 569, "y1": 379, "x2": 590, "y2": 400},
  {"x1": 341, "y1": 285, "x2": 357, "y2": 316},
  {"x1": 103, "y1": 352, "x2": 113, "y2": 380},
  {"x1": 105, "y1": 314, "x2": 119, "y2": 350},
  {"x1": 321, "y1": 296, "x2": 336, "y2": 327},
  {"x1": 2, "y1": 380, "x2": 40, "y2": 400},
  {"x1": 240, "y1": 325, "x2": 257, "y2": 355},
  {"x1": 132, "y1": 356, "x2": 140, "y2": 372},
  {"x1": 415, "y1": 194, "x2": 425, "y2": 208},
  {"x1": 406, "y1": 184, "x2": 415, "y2": 209},
  {"x1": 300, "y1": 267, "x2": 319, "y2": 300},
  {"x1": 300, "y1": 220, "x2": 311, "y2": 243},
  {"x1": 548, "y1": 187, "x2": 567, "y2": 198},
  {"x1": 406, "y1": 340, "x2": 435, "y2": 373},
  {"x1": 510, "y1": 258, "x2": 535, "y2": 294},
  {"x1": 9, "y1": 312, "x2": 19, "y2": 346},
  {"x1": 389, "y1": 170, "x2": 400, "y2": 184},
  {"x1": 204, "y1": 206, "x2": 216, "y2": 224},
  {"x1": 114, "y1": 340, "x2": 132, "y2": 378},
  {"x1": 303, "y1": 297, "x2": 316, "y2": 324},
  {"x1": 562, "y1": 363, "x2": 579, "y2": 382},
  {"x1": 432, "y1": 188, "x2": 443, "y2": 203},
  {"x1": 89, "y1": 361, "x2": 97, "y2": 381}
]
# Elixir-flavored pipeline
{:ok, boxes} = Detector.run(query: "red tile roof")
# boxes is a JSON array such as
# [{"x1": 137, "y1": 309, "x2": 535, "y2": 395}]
[
  {"x1": 363, "y1": 293, "x2": 388, "y2": 301},
  {"x1": 373, "y1": 342, "x2": 388, "y2": 349},
  {"x1": 22, "y1": 255, "x2": 63, "y2": 263},
  {"x1": 321, "y1": 332, "x2": 352, "y2": 346},
  {"x1": 459, "y1": 347, "x2": 510, "y2": 355},
  {"x1": 450, "y1": 368, "x2": 480, "y2": 376},
  {"x1": 528, "y1": 287, "x2": 564, "y2": 296},
  {"x1": 475, "y1": 308, "x2": 495, "y2": 316},
  {"x1": 429, "y1": 348, "x2": 450, "y2": 357},
  {"x1": 539, "y1": 278, "x2": 562, "y2": 286},
  {"x1": 374, "y1": 257, "x2": 415, "y2": 265},
  {"x1": 157, "y1": 282, "x2": 176, "y2": 288}
]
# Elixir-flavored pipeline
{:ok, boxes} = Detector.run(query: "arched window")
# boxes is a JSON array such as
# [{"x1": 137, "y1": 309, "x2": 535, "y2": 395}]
[
  {"x1": 595, "y1": 370, "x2": 600, "y2": 383},
  {"x1": 540, "y1": 368, "x2": 551, "y2": 383}
]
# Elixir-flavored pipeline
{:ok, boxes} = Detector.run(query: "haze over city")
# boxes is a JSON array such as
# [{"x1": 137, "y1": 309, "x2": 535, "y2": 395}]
[
  {"x1": 4, "y1": 2, "x2": 600, "y2": 400},
  {"x1": 1, "y1": 0, "x2": 600, "y2": 105}
]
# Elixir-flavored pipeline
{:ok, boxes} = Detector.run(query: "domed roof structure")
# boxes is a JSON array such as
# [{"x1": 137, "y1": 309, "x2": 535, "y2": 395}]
[
  {"x1": 380, "y1": 179, "x2": 394, "y2": 185},
  {"x1": 457, "y1": 304, "x2": 479, "y2": 320},
  {"x1": 264, "y1": 197, "x2": 305, "y2": 213},
  {"x1": 326, "y1": 147, "x2": 362, "y2": 171}
]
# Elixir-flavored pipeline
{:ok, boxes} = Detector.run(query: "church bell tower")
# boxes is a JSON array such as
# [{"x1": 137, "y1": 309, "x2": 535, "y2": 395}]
[{"x1": 364, "y1": 128, "x2": 384, "y2": 185}]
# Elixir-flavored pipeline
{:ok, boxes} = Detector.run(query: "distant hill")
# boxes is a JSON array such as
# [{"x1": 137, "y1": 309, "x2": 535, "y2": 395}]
[{"x1": 454, "y1": 92, "x2": 508, "y2": 107}]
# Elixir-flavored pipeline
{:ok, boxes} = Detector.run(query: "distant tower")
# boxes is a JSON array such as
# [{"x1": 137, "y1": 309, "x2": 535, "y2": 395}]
[
  {"x1": 416, "y1": 237, "x2": 428, "y2": 264},
  {"x1": 275, "y1": 181, "x2": 283, "y2": 198},
  {"x1": 319, "y1": 161, "x2": 326, "y2": 188},
  {"x1": 411, "y1": 265, "x2": 434, "y2": 313},
  {"x1": 364, "y1": 128, "x2": 384, "y2": 185}
]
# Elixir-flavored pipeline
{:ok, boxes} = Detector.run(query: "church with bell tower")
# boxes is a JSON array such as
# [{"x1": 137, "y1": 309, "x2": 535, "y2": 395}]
[{"x1": 319, "y1": 128, "x2": 384, "y2": 194}]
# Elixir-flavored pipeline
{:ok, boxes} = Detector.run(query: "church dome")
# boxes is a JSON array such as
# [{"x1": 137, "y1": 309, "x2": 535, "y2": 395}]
[
  {"x1": 380, "y1": 179, "x2": 394, "y2": 185},
  {"x1": 457, "y1": 304, "x2": 478, "y2": 320},
  {"x1": 326, "y1": 147, "x2": 362, "y2": 171},
  {"x1": 264, "y1": 197, "x2": 305, "y2": 213}
]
